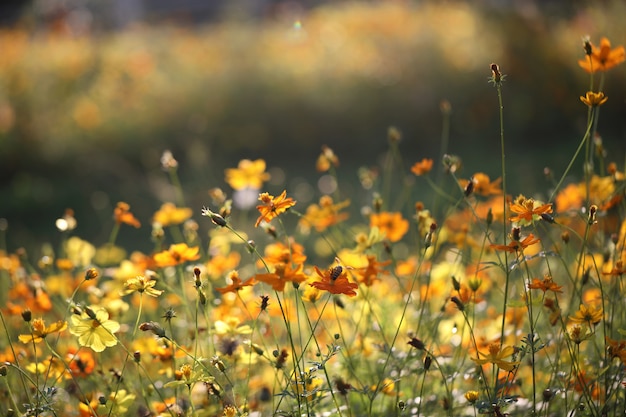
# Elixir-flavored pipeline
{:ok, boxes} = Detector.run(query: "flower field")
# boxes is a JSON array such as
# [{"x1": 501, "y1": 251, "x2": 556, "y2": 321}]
[{"x1": 1, "y1": 2, "x2": 626, "y2": 417}]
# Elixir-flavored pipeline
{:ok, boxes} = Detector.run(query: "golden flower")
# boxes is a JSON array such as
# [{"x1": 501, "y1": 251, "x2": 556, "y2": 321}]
[
  {"x1": 299, "y1": 195, "x2": 350, "y2": 233},
  {"x1": 578, "y1": 37, "x2": 625, "y2": 73},
  {"x1": 509, "y1": 195, "x2": 553, "y2": 224},
  {"x1": 568, "y1": 324, "x2": 592, "y2": 345},
  {"x1": 353, "y1": 255, "x2": 391, "y2": 286},
  {"x1": 369, "y1": 211, "x2": 409, "y2": 242},
  {"x1": 70, "y1": 307, "x2": 120, "y2": 352},
  {"x1": 316, "y1": 145, "x2": 340, "y2": 172},
  {"x1": 153, "y1": 202, "x2": 193, "y2": 226},
  {"x1": 225, "y1": 159, "x2": 270, "y2": 190},
  {"x1": 580, "y1": 91, "x2": 608, "y2": 107},
  {"x1": 570, "y1": 303, "x2": 603, "y2": 325},
  {"x1": 410, "y1": 158, "x2": 434, "y2": 176},
  {"x1": 121, "y1": 275, "x2": 163, "y2": 297},
  {"x1": 255, "y1": 190, "x2": 296, "y2": 227},
  {"x1": 153, "y1": 243, "x2": 200, "y2": 267},
  {"x1": 471, "y1": 343, "x2": 519, "y2": 371},
  {"x1": 18, "y1": 318, "x2": 67, "y2": 344},
  {"x1": 464, "y1": 390, "x2": 480, "y2": 404},
  {"x1": 114, "y1": 202, "x2": 141, "y2": 228}
]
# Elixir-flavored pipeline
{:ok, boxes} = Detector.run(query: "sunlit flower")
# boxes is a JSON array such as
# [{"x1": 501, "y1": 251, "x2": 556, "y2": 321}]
[
  {"x1": 580, "y1": 91, "x2": 608, "y2": 107},
  {"x1": 114, "y1": 202, "x2": 141, "y2": 228},
  {"x1": 527, "y1": 275, "x2": 562, "y2": 293},
  {"x1": 310, "y1": 266, "x2": 358, "y2": 297},
  {"x1": 471, "y1": 343, "x2": 519, "y2": 371},
  {"x1": 411, "y1": 158, "x2": 434, "y2": 176},
  {"x1": 216, "y1": 270, "x2": 256, "y2": 294},
  {"x1": 372, "y1": 378, "x2": 396, "y2": 396},
  {"x1": 568, "y1": 323, "x2": 593, "y2": 345},
  {"x1": 570, "y1": 303, "x2": 603, "y2": 325},
  {"x1": 316, "y1": 145, "x2": 340, "y2": 172},
  {"x1": 369, "y1": 211, "x2": 409, "y2": 242},
  {"x1": 255, "y1": 190, "x2": 296, "y2": 227},
  {"x1": 153, "y1": 243, "x2": 200, "y2": 267},
  {"x1": 153, "y1": 202, "x2": 193, "y2": 226},
  {"x1": 121, "y1": 274, "x2": 163, "y2": 297},
  {"x1": 262, "y1": 240, "x2": 307, "y2": 265},
  {"x1": 18, "y1": 318, "x2": 67, "y2": 344},
  {"x1": 578, "y1": 37, "x2": 625, "y2": 73},
  {"x1": 299, "y1": 196, "x2": 350, "y2": 233},
  {"x1": 225, "y1": 159, "x2": 271, "y2": 190},
  {"x1": 70, "y1": 306, "x2": 120, "y2": 352},
  {"x1": 353, "y1": 227, "x2": 385, "y2": 253},
  {"x1": 509, "y1": 196, "x2": 553, "y2": 224}
]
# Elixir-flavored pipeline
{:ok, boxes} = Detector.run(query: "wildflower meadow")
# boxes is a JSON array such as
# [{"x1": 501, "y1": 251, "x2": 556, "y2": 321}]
[{"x1": 1, "y1": 9, "x2": 626, "y2": 417}]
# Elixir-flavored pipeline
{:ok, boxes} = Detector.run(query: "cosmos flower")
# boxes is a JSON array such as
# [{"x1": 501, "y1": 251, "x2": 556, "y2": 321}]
[
  {"x1": 310, "y1": 266, "x2": 358, "y2": 297},
  {"x1": 471, "y1": 343, "x2": 519, "y2": 371},
  {"x1": 225, "y1": 159, "x2": 271, "y2": 190},
  {"x1": 70, "y1": 306, "x2": 120, "y2": 352},
  {"x1": 578, "y1": 37, "x2": 625, "y2": 73},
  {"x1": 18, "y1": 318, "x2": 67, "y2": 344},
  {"x1": 255, "y1": 190, "x2": 296, "y2": 227}
]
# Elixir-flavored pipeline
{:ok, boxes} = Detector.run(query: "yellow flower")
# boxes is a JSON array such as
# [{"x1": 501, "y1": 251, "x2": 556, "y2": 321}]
[
  {"x1": 464, "y1": 390, "x2": 479, "y2": 404},
  {"x1": 570, "y1": 303, "x2": 603, "y2": 325},
  {"x1": 153, "y1": 202, "x2": 193, "y2": 226},
  {"x1": 580, "y1": 91, "x2": 608, "y2": 107},
  {"x1": 471, "y1": 343, "x2": 519, "y2": 371},
  {"x1": 70, "y1": 306, "x2": 120, "y2": 352},
  {"x1": 153, "y1": 243, "x2": 200, "y2": 267},
  {"x1": 225, "y1": 159, "x2": 270, "y2": 190},
  {"x1": 316, "y1": 145, "x2": 340, "y2": 172},
  {"x1": 298, "y1": 196, "x2": 350, "y2": 233},
  {"x1": 122, "y1": 275, "x2": 163, "y2": 297},
  {"x1": 18, "y1": 318, "x2": 67, "y2": 344}
]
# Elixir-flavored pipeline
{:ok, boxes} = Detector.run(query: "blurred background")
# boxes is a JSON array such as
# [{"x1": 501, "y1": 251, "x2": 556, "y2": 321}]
[{"x1": 1, "y1": 0, "x2": 625, "y2": 254}]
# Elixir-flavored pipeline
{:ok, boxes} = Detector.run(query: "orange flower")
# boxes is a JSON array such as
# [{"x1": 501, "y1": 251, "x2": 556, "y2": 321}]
[
  {"x1": 153, "y1": 202, "x2": 193, "y2": 226},
  {"x1": 578, "y1": 37, "x2": 625, "y2": 73},
  {"x1": 471, "y1": 343, "x2": 519, "y2": 371},
  {"x1": 459, "y1": 173, "x2": 502, "y2": 196},
  {"x1": 153, "y1": 243, "x2": 200, "y2": 267},
  {"x1": 255, "y1": 263, "x2": 308, "y2": 291},
  {"x1": 262, "y1": 240, "x2": 307, "y2": 266},
  {"x1": 66, "y1": 347, "x2": 96, "y2": 377},
  {"x1": 310, "y1": 266, "x2": 358, "y2": 297},
  {"x1": 255, "y1": 190, "x2": 296, "y2": 227},
  {"x1": 299, "y1": 196, "x2": 350, "y2": 233},
  {"x1": 580, "y1": 91, "x2": 608, "y2": 107},
  {"x1": 509, "y1": 196, "x2": 553, "y2": 223},
  {"x1": 353, "y1": 255, "x2": 391, "y2": 286},
  {"x1": 490, "y1": 233, "x2": 540, "y2": 253},
  {"x1": 410, "y1": 158, "x2": 434, "y2": 176},
  {"x1": 225, "y1": 159, "x2": 271, "y2": 190},
  {"x1": 114, "y1": 202, "x2": 141, "y2": 228},
  {"x1": 527, "y1": 275, "x2": 562, "y2": 293},
  {"x1": 369, "y1": 211, "x2": 409, "y2": 242},
  {"x1": 216, "y1": 270, "x2": 256, "y2": 294}
]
